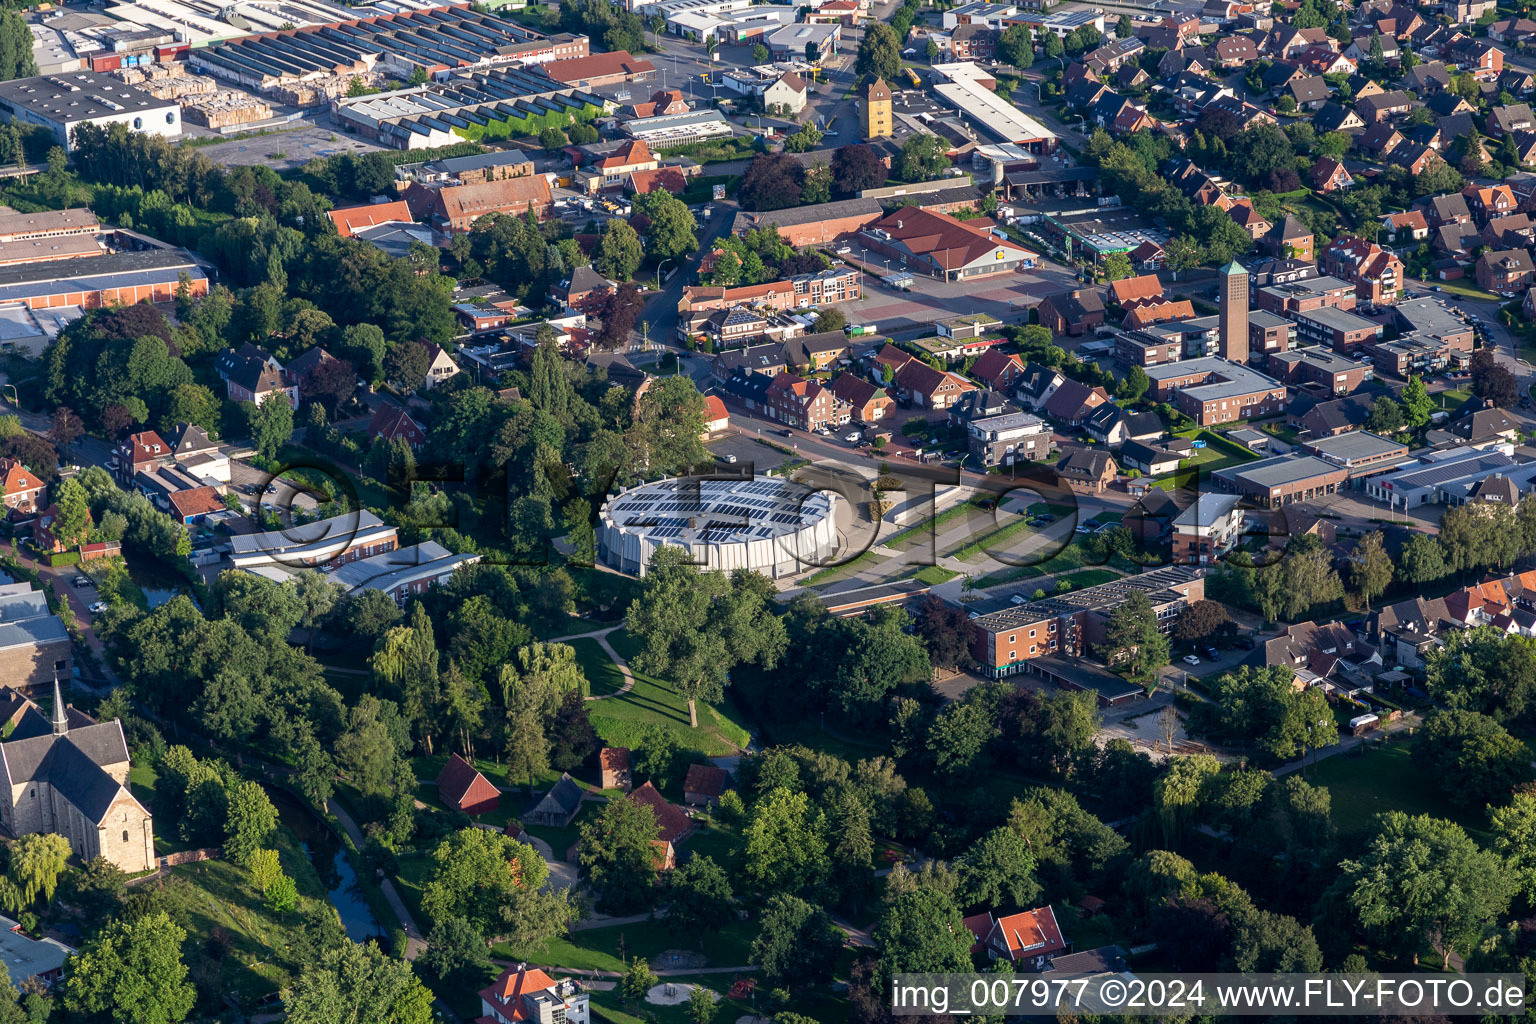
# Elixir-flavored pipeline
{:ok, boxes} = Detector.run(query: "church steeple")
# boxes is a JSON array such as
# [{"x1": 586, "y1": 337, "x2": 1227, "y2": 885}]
[{"x1": 50, "y1": 672, "x2": 66, "y2": 737}]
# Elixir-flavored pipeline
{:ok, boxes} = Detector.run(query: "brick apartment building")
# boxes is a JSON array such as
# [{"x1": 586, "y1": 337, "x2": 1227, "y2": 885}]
[
  {"x1": 1170, "y1": 493, "x2": 1245, "y2": 565},
  {"x1": 1267, "y1": 347, "x2": 1368, "y2": 394},
  {"x1": 1145, "y1": 358, "x2": 1288, "y2": 426},
  {"x1": 967, "y1": 566, "x2": 1206, "y2": 678},
  {"x1": 1320, "y1": 236, "x2": 1405, "y2": 305},
  {"x1": 765, "y1": 372, "x2": 836, "y2": 430}
]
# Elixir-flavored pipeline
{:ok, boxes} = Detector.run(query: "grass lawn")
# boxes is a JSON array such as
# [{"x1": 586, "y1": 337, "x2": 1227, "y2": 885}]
[
  {"x1": 950, "y1": 513, "x2": 1033, "y2": 562},
  {"x1": 912, "y1": 565, "x2": 959, "y2": 585},
  {"x1": 522, "y1": 800, "x2": 601, "y2": 864},
  {"x1": 390, "y1": 849, "x2": 433, "y2": 928},
  {"x1": 587, "y1": 978, "x2": 848, "y2": 1024},
  {"x1": 1308, "y1": 739, "x2": 1492, "y2": 842},
  {"x1": 1055, "y1": 567, "x2": 1120, "y2": 590},
  {"x1": 495, "y1": 917, "x2": 757, "y2": 973},
  {"x1": 594, "y1": 631, "x2": 752, "y2": 756},
  {"x1": 162, "y1": 822, "x2": 330, "y2": 1004},
  {"x1": 569, "y1": 637, "x2": 627, "y2": 697},
  {"x1": 1435, "y1": 388, "x2": 1472, "y2": 409},
  {"x1": 129, "y1": 762, "x2": 202, "y2": 857}
]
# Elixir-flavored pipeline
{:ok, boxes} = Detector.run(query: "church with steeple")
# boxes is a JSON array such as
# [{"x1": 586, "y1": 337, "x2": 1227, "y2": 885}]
[{"x1": 0, "y1": 679, "x2": 154, "y2": 873}]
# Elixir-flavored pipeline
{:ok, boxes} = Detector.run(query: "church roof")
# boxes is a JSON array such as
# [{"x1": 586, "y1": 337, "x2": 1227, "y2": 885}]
[{"x1": 0, "y1": 719, "x2": 134, "y2": 826}]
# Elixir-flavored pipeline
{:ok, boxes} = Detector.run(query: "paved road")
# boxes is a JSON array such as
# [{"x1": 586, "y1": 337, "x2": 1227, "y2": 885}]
[{"x1": 636, "y1": 201, "x2": 736, "y2": 346}]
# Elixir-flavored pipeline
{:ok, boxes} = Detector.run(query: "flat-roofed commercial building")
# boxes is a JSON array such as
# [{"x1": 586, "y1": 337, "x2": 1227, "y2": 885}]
[
  {"x1": 0, "y1": 72, "x2": 178, "y2": 151},
  {"x1": 1300, "y1": 430, "x2": 1411, "y2": 478},
  {"x1": 1212, "y1": 454, "x2": 1349, "y2": 507},
  {"x1": 1144, "y1": 357, "x2": 1287, "y2": 426},
  {"x1": 1268, "y1": 346, "x2": 1368, "y2": 394},
  {"x1": 1363, "y1": 448, "x2": 1536, "y2": 509},
  {"x1": 230, "y1": 509, "x2": 399, "y2": 570},
  {"x1": 0, "y1": 249, "x2": 208, "y2": 311},
  {"x1": 930, "y1": 61, "x2": 1058, "y2": 150},
  {"x1": 1294, "y1": 306, "x2": 1383, "y2": 351},
  {"x1": 1256, "y1": 274, "x2": 1359, "y2": 315}
]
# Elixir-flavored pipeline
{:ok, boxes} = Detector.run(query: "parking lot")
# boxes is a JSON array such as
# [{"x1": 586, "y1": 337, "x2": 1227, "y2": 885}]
[{"x1": 185, "y1": 119, "x2": 386, "y2": 170}]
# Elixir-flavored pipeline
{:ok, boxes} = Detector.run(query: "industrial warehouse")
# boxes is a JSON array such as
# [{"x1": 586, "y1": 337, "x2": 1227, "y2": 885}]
[
  {"x1": 187, "y1": 6, "x2": 587, "y2": 102},
  {"x1": 598, "y1": 476, "x2": 841, "y2": 578},
  {"x1": 333, "y1": 64, "x2": 608, "y2": 148}
]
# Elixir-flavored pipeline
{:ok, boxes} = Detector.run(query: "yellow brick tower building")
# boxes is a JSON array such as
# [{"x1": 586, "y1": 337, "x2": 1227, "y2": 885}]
[{"x1": 861, "y1": 77, "x2": 893, "y2": 140}]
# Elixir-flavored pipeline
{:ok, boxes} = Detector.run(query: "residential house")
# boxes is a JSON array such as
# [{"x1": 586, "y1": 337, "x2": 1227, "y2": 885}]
[
  {"x1": 1320, "y1": 236, "x2": 1403, "y2": 305},
  {"x1": 403, "y1": 176, "x2": 553, "y2": 232},
  {"x1": 1170, "y1": 493, "x2": 1244, "y2": 564},
  {"x1": 765, "y1": 372, "x2": 836, "y2": 430},
  {"x1": 628, "y1": 781, "x2": 692, "y2": 869},
  {"x1": 1355, "y1": 90, "x2": 1412, "y2": 123},
  {"x1": 436, "y1": 753, "x2": 499, "y2": 816},
  {"x1": 1056, "y1": 448, "x2": 1118, "y2": 493},
  {"x1": 1213, "y1": 35, "x2": 1258, "y2": 66},
  {"x1": 1037, "y1": 378, "x2": 1109, "y2": 427},
  {"x1": 1488, "y1": 103, "x2": 1536, "y2": 138},
  {"x1": 1312, "y1": 102, "x2": 1365, "y2": 133},
  {"x1": 968, "y1": 411, "x2": 1051, "y2": 467},
  {"x1": 1405, "y1": 61, "x2": 1452, "y2": 94},
  {"x1": 478, "y1": 965, "x2": 590, "y2": 1024},
  {"x1": 0, "y1": 459, "x2": 42, "y2": 513},
  {"x1": 1119, "y1": 438, "x2": 1189, "y2": 476},
  {"x1": 1286, "y1": 76, "x2": 1332, "y2": 110},
  {"x1": 421, "y1": 343, "x2": 460, "y2": 389},
  {"x1": 970, "y1": 349, "x2": 1027, "y2": 391},
  {"x1": 1381, "y1": 209, "x2": 1429, "y2": 243},
  {"x1": 894, "y1": 359, "x2": 976, "y2": 409},
  {"x1": 831, "y1": 373, "x2": 893, "y2": 424},
  {"x1": 1083, "y1": 405, "x2": 1163, "y2": 447},
  {"x1": 1474, "y1": 248, "x2": 1535, "y2": 293},
  {"x1": 683, "y1": 764, "x2": 730, "y2": 807},
  {"x1": 1263, "y1": 215, "x2": 1315, "y2": 262},
  {"x1": 1037, "y1": 289, "x2": 1106, "y2": 335},
  {"x1": 973, "y1": 906, "x2": 1068, "y2": 968},
  {"x1": 1309, "y1": 157, "x2": 1354, "y2": 193},
  {"x1": 1230, "y1": 202, "x2": 1273, "y2": 240},
  {"x1": 1465, "y1": 184, "x2": 1517, "y2": 224},
  {"x1": 1357, "y1": 122, "x2": 1404, "y2": 159},
  {"x1": 216, "y1": 343, "x2": 296, "y2": 409},
  {"x1": 551, "y1": 265, "x2": 615, "y2": 316},
  {"x1": 369, "y1": 405, "x2": 427, "y2": 450}
]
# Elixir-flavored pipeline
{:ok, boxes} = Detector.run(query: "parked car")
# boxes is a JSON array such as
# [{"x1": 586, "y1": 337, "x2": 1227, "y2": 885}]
[
  {"x1": 1200, "y1": 645, "x2": 1219, "y2": 660},
  {"x1": 88, "y1": 602, "x2": 107, "y2": 614},
  {"x1": 1182, "y1": 655, "x2": 1201, "y2": 666},
  {"x1": 71, "y1": 576, "x2": 90, "y2": 588},
  {"x1": 723, "y1": 453, "x2": 738, "y2": 464},
  {"x1": 844, "y1": 432, "x2": 860, "y2": 442}
]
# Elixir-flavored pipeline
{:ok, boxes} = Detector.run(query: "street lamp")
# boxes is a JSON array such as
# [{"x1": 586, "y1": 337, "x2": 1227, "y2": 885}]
[
  {"x1": 656, "y1": 258, "x2": 675, "y2": 290},
  {"x1": 0, "y1": 385, "x2": 15, "y2": 406}
]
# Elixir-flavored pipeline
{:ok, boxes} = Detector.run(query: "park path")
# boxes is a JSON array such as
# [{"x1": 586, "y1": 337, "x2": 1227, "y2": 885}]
[
  {"x1": 1270, "y1": 715, "x2": 1418, "y2": 778},
  {"x1": 544, "y1": 621, "x2": 636, "y2": 702},
  {"x1": 327, "y1": 797, "x2": 428, "y2": 960}
]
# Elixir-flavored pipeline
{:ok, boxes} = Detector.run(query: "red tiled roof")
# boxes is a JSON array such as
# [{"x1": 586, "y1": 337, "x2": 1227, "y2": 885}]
[
  {"x1": 627, "y1": 781, "x2": 692, "y2": 844},
  {"x1": 166, "y1": 486, "x2": 225, "y2": 521},
  {"x1": 600, "y1": 747, "x2": 630, "y2": 771},
  {"x1": 368, "y1": 405, "x2": 426, "y2": 447},
  {"x1": 327, "y1": 200, "x2": 413, "y2": 238},
  {"x1": 865, "y1": 207, "x2": 1033, "y2": 271},
  {"x1": 436, "y1": 753, "x2": 500, "y2": 812},
  {"x1": 0, "y1": 459, "x2": 40, "y2": 495},
  {"x1": 991, "y1": 906, "x2": 1067, "y2": 958},
  {"x1": 628, "y1": 167, "x2": 688, "y2": 194},
  {"x1": 544, "y1": 50, "x2": 656, "y2": 84},
  {"x1": 684, "y1": 763, "x2": 728, "y2": 798},
  {"x1": 1109, "y1": 274, "x2": 1163, "y2": 305},
  {"x1": 703, "y1": 395, "x2": 728, "y2": 423}
]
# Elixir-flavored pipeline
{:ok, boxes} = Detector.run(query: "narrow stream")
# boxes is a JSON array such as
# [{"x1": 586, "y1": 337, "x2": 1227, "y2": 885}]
[{"x1": 266, "y1": 786, "x2": 385, "y2": 944}]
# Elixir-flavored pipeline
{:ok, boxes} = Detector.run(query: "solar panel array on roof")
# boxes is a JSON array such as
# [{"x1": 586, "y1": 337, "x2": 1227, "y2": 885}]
[{"x1": 194, "y1": 5, "x2": 553, "y2": 82}]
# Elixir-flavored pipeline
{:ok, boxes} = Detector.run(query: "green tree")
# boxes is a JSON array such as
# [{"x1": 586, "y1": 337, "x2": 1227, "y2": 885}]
[
  {"x1": 622, "y1": 958, "x2": 659, "y2": 1003},
  {"x1": 628, "y1": 549, "x2": 786, "y2": 728},
  {"x1": 1232, "y1": 910, "x2": 1324, "y2": 971},
  {"x1": 855, "y1": 22, "x2": 901, "y2": 84},
  {"x1": 751, "y1": 894, "x2": 844, "y2": 988},
  {"x1": 1398, "y1": 533, "x2": 1447, "y2": 584},
  {"x1": 422, "y1": 828, "x2": 548, "y2": 937},
  {"x1": 1101, "y1": 252, "x2": 1133, "y2": 282},
  {"x1": 1365, "y1": 394, "x2": 1405, "y2": 434},
  {"x1": 897, "y1": 133, "x2": 950, "y2": 182},
  {"x1": 1401, "y1": 373, "x2": 1433, "y2": 428},
  {"x1": 421, "y1": 917, "x2": 491, "y2": 985},
  {"x1": 7, "y1": 833, "x2": 69, "y2": 909},
  {"x1": 958, "y1": 826, "x2": 1040, "y2": 908},
  {"x1": 638, "y1": 194, "x2": 698, "y2": 262},
  {"x1": 62, "y1": 912, "x2": 196, "y2": 1024},
  {"x1": 1490, "y1": 792, "x2": 1536, "y2": 904},
  {"x1": 1337, "y1": 812, "x2": 1513, "y2": 969},
  {"x1": 1424, "y1": 624, "x2": 1536, "y2": 721},
  {"x1": 667, "y1": 854, "x2": 734, "y2": 937},
  {"x1": 743, "y1": 787, "x2": 829, "y2": 894},
  {"x1": 50, "y1": 478, "x2": 91, "y2": 549},
  {"x1": 784, "y1": 122, "x2": 824, "y2": 153},
  {"x1": 875, "y1": 888, "x2": 974, "y2": 985},
  {"x1": 753, "y1": 43, "x2": 770, "y2": 62},
  {"x1": 286, "y1": 941, "x2": 433, "y2": 1024},
  {"x1": 579, "y1": 796, "x2": 662, "y2": 913},
  {"x1": 1348, "y1": 530, "x2": 1393, "y2": 611},
  {"x1": 248, "y1": 392, "x2": 294, "y2": 458},
  {"x1": 223, "y1": 780, "x2": 278, "y2": 866},
  {"x1": 538, "y1": 126, "x2": 567, "y2": 150},
  {"x1": 688, "y1": 986, "x2": 719, "y2": 1024},
  {"x1": 1095, "y1": 591, "x2": 1169, "y2": 677},
  {"x1": 1116, "y1": 13, "x2": 1132, "y2": 36},
  {"x1": 1116, "y1": 364, "x2": 1150, "y2": 402},
  {"x1": 595, "y1": 219, "x2": 643, "y2": 282},
  {"x1": 1414, "y1": 709, "x2": 1534, "y2": 805},
  {"x1": 0, "y1": 12, "x2": 38, "y2": 81}
]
